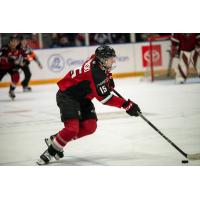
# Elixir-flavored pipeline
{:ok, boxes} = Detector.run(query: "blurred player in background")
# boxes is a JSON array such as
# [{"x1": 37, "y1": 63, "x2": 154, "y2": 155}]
[
  {"x1": 0, "y1": 36, "x2": 21, "y2": 100},
  {"x1": 18, "y1": 36, "x2": 43, "y2": 92},
  {"x1": 171, "y1": 33, "x2": 200, "y2": 83},
  {"x1": 37, "y1": 45, "x2": 141, "y2": 165}
]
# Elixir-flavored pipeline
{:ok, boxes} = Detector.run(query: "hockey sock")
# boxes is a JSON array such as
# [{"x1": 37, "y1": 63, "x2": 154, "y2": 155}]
[
  {"x1": 77, "y1": 119, "x2": 97, "y2": 139},
  {"x1": 53, "y1": 119, "x2": 79, "y2": 150},
  {"x1": 11, "y1": 72, "x2": 19, "y2": 85}
]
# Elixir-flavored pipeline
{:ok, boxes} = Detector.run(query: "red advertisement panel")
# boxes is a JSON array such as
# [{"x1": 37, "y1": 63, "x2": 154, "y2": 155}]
[{"x1": 142, "y1": 45, "x2": 162, "y2": 67}]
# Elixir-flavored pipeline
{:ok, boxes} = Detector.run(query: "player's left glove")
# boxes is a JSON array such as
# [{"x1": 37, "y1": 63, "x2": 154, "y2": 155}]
[{"x1": 122, "y1": 99, "x2": 141, "y2": 117}]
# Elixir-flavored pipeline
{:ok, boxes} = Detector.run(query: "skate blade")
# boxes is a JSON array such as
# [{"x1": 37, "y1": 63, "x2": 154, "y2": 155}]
[{"x1": 36, "y1": 158, "x2": 47, "y2": 165}]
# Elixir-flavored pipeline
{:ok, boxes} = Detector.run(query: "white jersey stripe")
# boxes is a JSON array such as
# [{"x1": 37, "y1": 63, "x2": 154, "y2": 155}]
[
  {"x1": 57, "y1": 134, "x2": 68, "y2": 145},
  {"x1": 100, "y1": 93, "x2": 113, "y2": 104}
]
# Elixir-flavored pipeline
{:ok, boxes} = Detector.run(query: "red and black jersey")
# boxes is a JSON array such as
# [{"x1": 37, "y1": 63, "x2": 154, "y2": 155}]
[
  {"x1": 0, "y1": 45, "x2": 21, "y2": 70},
  {"x1": 57, "y1": 55, "x2": 125, "y2": 108},
  {"x1": 17, "y1": 44, "x2": 37, "y2": 66},
  {"x1": 171, "y1": 33, "x2": 200, "y2": 52}
]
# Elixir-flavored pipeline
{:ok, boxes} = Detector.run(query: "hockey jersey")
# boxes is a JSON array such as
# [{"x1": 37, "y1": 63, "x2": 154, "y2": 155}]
[
  {"x1": 0, "y1": 45, "x2": 21, "y2": 70},
  {"x1": 57, "y1": 55, "x2": 126, "y2": 108},
  {"x1": 171, "y1": 33, "x2": 200, "y2": 52},
  {"x1": 17, "y1": 44, "x2": 37, "y2": 66}
]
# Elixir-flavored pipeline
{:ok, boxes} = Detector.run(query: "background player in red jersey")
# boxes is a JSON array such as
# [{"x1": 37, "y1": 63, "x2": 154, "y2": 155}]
[
  {"x1": 37, "y1": 45, "x2": 141, "y2": 165},
  {"x1": 171, "y1": 33, "x2": 200, "y2": 83},
  {"x1": 0, "y1": 36, "x2": 21, "y2": 100},
  {"x1": 18, "y1": 36, "x2": 43, "y2": 92}
]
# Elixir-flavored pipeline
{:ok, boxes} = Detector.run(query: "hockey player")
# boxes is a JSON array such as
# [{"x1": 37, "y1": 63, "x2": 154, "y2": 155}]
[
  {"x1": 37, "y1": 45, "x2": 141, "y2": 165},
  {"x1": 171, "y1": 33, "x2": 200, "y2": 83},
  {"x1": 18, "y1": 36, "x2": 43, "y2": 92},
  {"x1": 0, "y1": 36, "x2": 21, "y2": 100}
]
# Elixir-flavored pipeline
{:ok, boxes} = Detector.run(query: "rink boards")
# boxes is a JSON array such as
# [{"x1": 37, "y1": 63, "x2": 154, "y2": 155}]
[{"x1": 0, "y1": 42, "x2": 171, "y2": 87}]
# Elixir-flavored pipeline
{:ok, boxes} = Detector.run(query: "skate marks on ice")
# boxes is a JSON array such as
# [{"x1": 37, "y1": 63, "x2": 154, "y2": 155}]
[
  {"x1": 97, "y1": 111, "x2": 156, "y2": 120},
  {"x1": 1, "y1": 150, "x2": 199, "y2": 166},
  {"x1": 0, "y1": 110, "x2": 155, "y2": 129},
  {"x1": 0, "y1": 97, "x2": 36, "y2": 103},
  {"x1": 0, "y1": 155, "x2": 131, "y2": 166},
  {"x1": 0, "y1": 80, "x2": 200, "y2": 166},
  {"x1": 152, "y1": 77, "x2": 200, "y2": 85},
  {"x1": 0, "y1": 118, "x2": 60, "y2": 129}
]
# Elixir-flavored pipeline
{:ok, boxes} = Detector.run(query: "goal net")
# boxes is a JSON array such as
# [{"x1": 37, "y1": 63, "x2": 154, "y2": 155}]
[
  {"x1": 143, "y1": 35, "x2": 173, "y2": 82},
  {"x1": 143, "y1": 34, "x2": 198, "y2": 82}
]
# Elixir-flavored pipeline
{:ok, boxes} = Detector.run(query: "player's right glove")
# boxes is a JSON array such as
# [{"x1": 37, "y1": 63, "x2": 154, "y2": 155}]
[{"x1": 122, "y1": 99, "x2": 141, "y2": 117}]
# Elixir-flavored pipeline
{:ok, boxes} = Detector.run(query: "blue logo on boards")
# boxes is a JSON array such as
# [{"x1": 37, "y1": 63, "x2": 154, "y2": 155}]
[{"x1": 47, "y1": 54, "x2": 65, "y2": 72}]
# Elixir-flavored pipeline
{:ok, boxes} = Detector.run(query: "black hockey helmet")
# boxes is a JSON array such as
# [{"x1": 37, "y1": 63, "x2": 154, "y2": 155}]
[
  {"x1": 95, "y1": 45, "x2": 116, "y2": 60},
  {"x1": 95, "y1": 45, "x2": 116, "y2": 71},
  {"x1": 9, "y1": 35, "x2": 19, "y2": 48},
  {"x1": 9, "y1": 34, "x2": 19, "y2": 42}
]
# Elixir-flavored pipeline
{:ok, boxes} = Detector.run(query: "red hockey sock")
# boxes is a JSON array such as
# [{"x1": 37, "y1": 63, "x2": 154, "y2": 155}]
[
  {"x1": 53, "y1": 119, "x2": 79, "y2": 150},
  {"x1": 11, "y1": 72, "x2": 19, "y2": 84},
  {"x1": 77, "y1": 119, "x2": 97, "y2": 139}
]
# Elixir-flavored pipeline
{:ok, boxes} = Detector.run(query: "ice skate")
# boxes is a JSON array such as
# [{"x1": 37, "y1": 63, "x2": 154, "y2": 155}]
[
  {"x1": 180, "y1": 80, "x2": 186, "y2": 84},
  {"x1": 37, "y1": 149, "x2": 53, "y2": 165},
  {"x1": 45, "y1": 134, "x2": 64, "y2": 160},
  {"x1": 175, "y1": 77, "x2": 186, "y2": 84},
  {"x1": 23, "y1": 86, "x2": 32, "y2": 92},
  {"x1": 9, "y1": 90, "x2": 16, "y2": 100}
]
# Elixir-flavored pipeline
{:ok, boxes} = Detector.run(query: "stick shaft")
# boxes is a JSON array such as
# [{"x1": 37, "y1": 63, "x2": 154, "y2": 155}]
[
  {"x1": 138, "y1": 112, "x2": 187, "y2": 158},
  {"x1": 113, "y1": 89, "x2": 188, "y2": 158}
]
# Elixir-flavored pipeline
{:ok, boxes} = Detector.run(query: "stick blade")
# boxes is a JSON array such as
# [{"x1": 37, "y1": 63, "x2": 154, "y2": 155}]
[{"x1": 187, "y1": 153, "x2": 200, "y2": 160}]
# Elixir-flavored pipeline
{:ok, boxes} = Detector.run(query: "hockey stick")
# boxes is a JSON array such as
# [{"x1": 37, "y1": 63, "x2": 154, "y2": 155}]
[{"x1": 113, "y1": 89, "x2": 200, "y2": 160}]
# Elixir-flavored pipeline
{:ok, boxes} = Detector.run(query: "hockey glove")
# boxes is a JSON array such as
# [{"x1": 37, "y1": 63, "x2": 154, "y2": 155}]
[{"x1": 122, "y1": 99, "x2": 141, "y2": 117}]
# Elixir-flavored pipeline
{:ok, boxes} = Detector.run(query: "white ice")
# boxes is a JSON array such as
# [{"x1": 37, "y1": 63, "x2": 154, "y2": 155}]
[{"x1": 0, "y1": 77, "x2": 200, "y2": 166}]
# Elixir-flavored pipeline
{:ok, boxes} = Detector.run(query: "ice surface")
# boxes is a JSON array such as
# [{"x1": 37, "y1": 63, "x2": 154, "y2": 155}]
[{"x1": 0, "y1": 77, "x2": 200, "y2": 166}]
